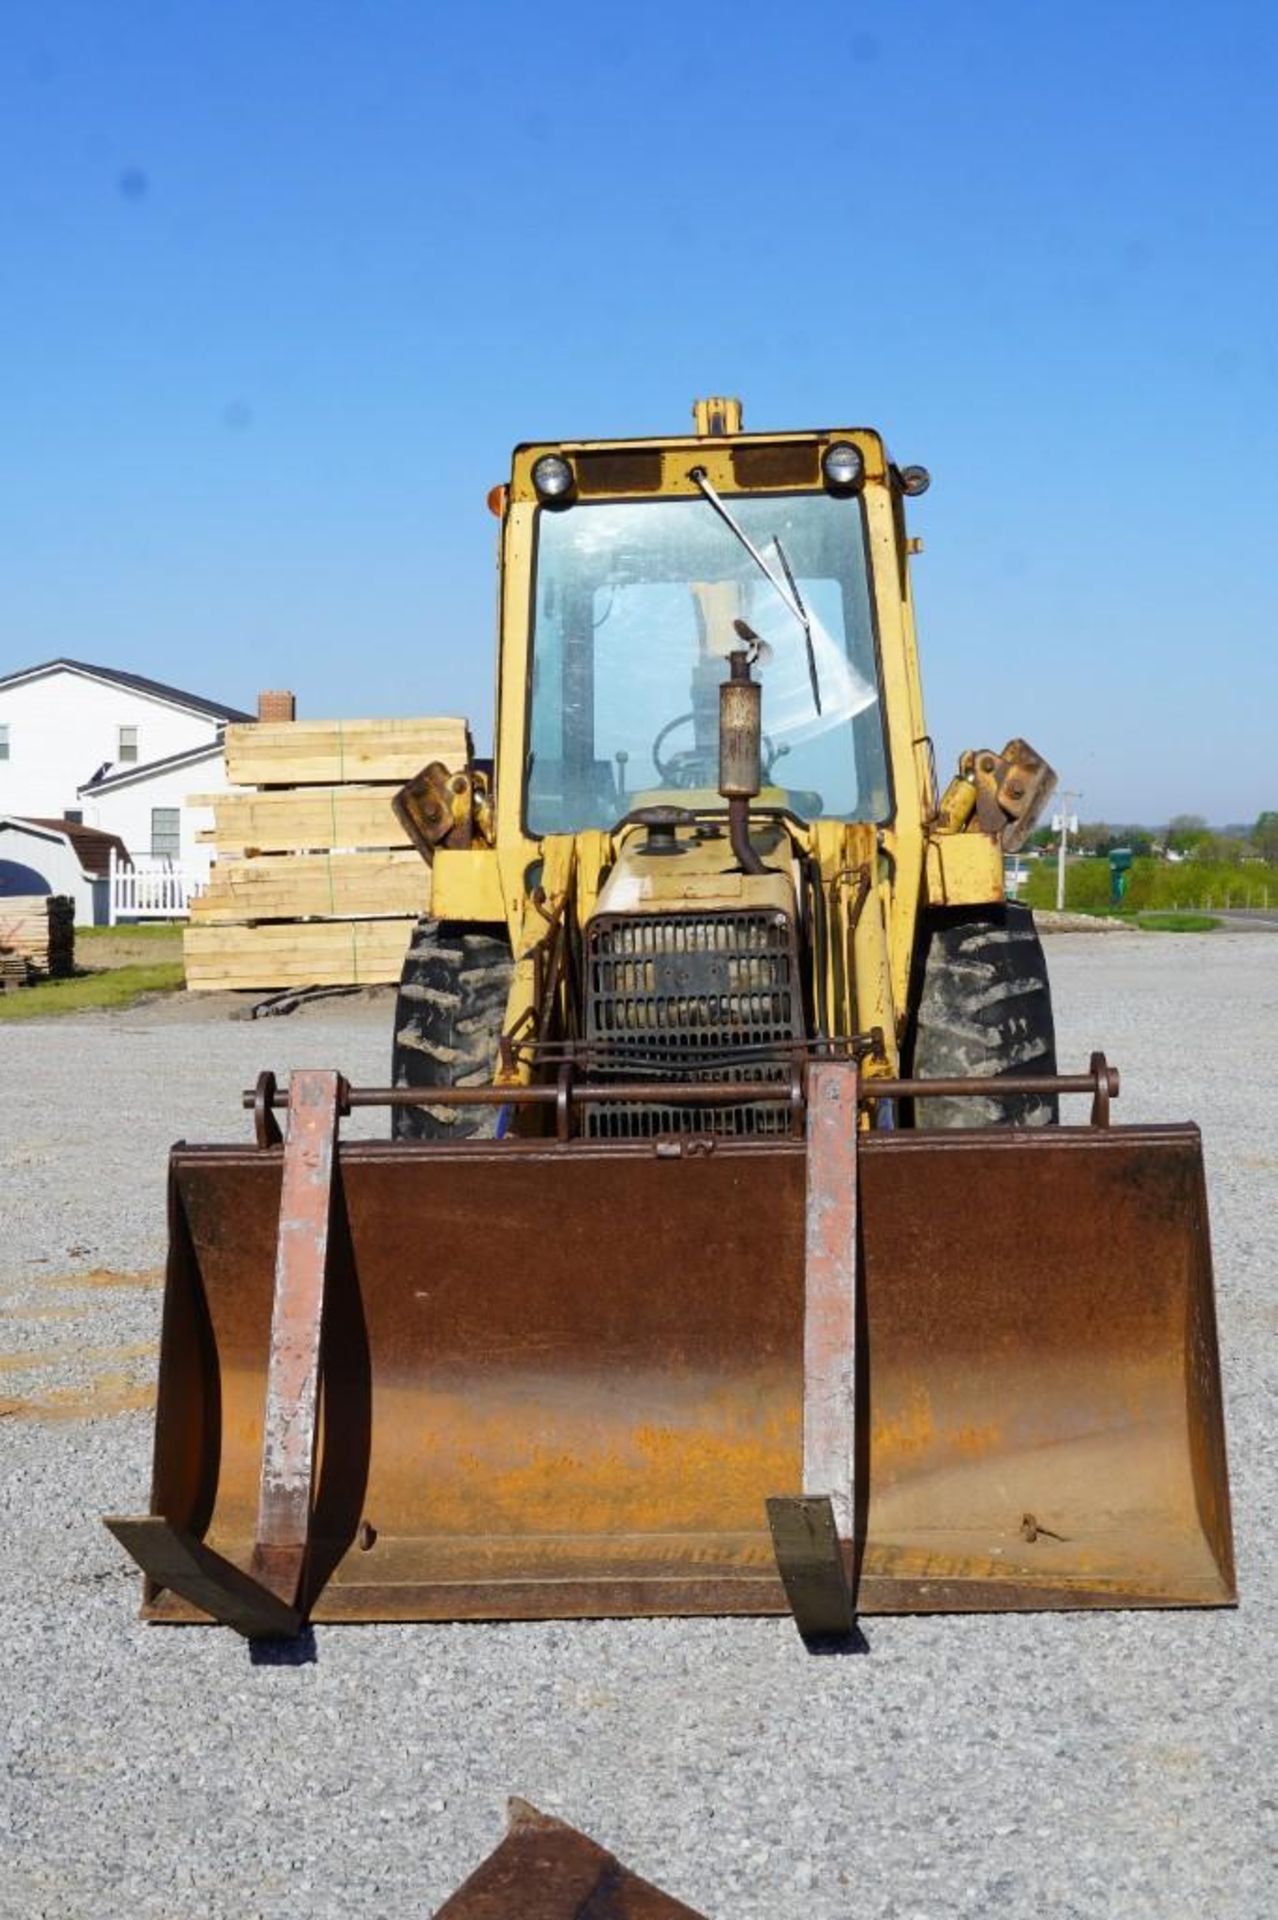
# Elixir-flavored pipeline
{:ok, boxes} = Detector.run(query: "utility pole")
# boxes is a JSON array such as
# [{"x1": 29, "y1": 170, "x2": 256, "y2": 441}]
[{"x1": 1054, "y1": 791, "x2": 1082, "y2": 911}]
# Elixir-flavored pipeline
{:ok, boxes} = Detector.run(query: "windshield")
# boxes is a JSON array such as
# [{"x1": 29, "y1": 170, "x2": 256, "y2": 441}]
[{"x1": 526, "y1": 491, "x2": 889, "y2": 834}]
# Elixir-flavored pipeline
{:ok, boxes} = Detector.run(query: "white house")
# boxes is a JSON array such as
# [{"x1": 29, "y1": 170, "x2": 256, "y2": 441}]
[
  {"x1": 77, "y1": 738, "x2": 228, "y2": 883},
  {"x1": 0, "y1": 658, "x2": 252, "y2": 838}
]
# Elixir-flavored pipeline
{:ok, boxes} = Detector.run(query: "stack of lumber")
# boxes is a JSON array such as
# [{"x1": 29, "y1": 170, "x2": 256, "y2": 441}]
[
  {"x1": 0, "y1": 895, "x2": 75, "y2": 979},
  {"x1": 184, "y1": 715, "x2": 468, "y2": 992}
]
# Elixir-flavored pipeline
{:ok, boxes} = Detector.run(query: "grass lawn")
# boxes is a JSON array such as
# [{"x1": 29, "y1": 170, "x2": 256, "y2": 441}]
[
  {"x1": 1082, "y1": 908, "x2": 1222, "y2": 932},
  {"x1": 0, "y1": 921, "x2": 186, "y2": 1020}
]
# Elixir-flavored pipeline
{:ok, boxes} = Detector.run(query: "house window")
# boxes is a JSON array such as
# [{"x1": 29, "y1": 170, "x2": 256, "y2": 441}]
[
  {"x1": 0, "y1": 724, "x2": 9, "y2": 760},
  {"x1": 118, "y1": 725, "x2": 139, "y2": 764},
  {"x1": 150, "y1": 807, "x2": 181, "y2": 860}
]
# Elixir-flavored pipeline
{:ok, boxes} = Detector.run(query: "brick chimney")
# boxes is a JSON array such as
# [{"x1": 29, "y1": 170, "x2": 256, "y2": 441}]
[{"x1": 257, "y1": 690, "x2": 296, "y2": 723}]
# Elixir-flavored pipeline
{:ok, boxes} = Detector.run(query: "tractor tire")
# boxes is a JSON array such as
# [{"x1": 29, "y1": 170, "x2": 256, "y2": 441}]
[
  {"x1": 391, "y1": 919, "x2": 514, "y2": 1141},
  {"x1": 908, "y1": 904, "x2": 1058, "y2": 1128}
]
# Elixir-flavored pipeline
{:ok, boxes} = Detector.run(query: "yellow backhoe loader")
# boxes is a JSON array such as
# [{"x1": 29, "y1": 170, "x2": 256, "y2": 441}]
[{"x1": 107, "y1": 400, "x2": 1234, "y2": 1643}]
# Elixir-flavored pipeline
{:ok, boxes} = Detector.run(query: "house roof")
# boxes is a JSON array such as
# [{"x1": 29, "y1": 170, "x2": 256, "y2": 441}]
[
  {"x1": 77, "y1": 735, "x2": 225, "y2": 796},
  {"x1": 0, "y1": 657, "x2": 253, "y2": 724},
  {"x1": 1, "y1": 816, "x2": 130, "y2": 878}
]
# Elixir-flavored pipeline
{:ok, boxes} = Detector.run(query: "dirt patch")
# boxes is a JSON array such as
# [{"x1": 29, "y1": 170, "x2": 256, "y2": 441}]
[
  {"x1": 77, "y1": 928, "x2": 183, "y2": 968},
  {"x1": 53, "y1": 1267, "x2": 164, "y2": 1291},
  {"x1": 0, "y1": 1339, "x2": 157, "y2": 1374},
  {"x1": 0, "y1": 1304, "x2": 80, "y2": 1322},
  {"x1": 1034, "y1": 911, "x2": 1143, "y2": 934},
  {"x1": 0, "y1": 1377, "x2": 156, "y2": 1421},
  {"x1": 137, "y1": 983, "x2": 398, "y2": 1025}
]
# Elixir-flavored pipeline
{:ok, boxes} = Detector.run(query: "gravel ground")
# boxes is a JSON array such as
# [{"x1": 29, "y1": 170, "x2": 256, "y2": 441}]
[{"x1": 1, "y1": 939, "x2": 1274, "y2": 1918}]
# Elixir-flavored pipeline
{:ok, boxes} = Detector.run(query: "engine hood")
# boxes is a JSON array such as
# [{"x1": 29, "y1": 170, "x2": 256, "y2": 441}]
[{"x1": 594, "y1": 819, "x2": 800, "y2": 922}]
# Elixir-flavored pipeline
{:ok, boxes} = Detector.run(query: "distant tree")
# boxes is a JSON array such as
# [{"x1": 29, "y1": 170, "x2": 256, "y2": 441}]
[
  {"x1": 1255, "y1": 811, "x2": 1278, "y2": 862},
  {"x1": 1076, "y1": 821, "x2": 1113, "y2": 854},
  {"x1": 1027, "y1": 825, "x2": 1054, "y2": 850},
  {"x1": 1166, "y1": 813, "x2": 1209, "y2": 853},
  {"x1": 1195, "y1": 833, "x2": 1250, "y2": 865},
  {"x1": 1067, "y1": 821, "x2": 1157, "y2": 859}
]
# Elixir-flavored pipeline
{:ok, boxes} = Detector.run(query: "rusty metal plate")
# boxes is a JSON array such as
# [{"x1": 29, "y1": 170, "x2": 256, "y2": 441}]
[
  {"x1": 130, "y1": 1122, "x2": 1233, "y2": 1622},
  {"x1": 434, "y1": 1800, "x2": 705, "y2": 1918}
]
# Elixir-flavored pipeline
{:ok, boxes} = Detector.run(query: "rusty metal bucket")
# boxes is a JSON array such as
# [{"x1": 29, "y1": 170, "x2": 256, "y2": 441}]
[
  {"x1": 436, "y1": 1800, "x2": 706, "y2": 1918},
  {"x1": 106, "y1": 1064, "x2": 1234, "y2": 1634}
]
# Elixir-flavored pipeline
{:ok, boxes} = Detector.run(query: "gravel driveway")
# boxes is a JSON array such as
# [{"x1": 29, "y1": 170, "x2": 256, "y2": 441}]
[{"x1": 1, "y1": 935, "x2": 1274, "y2": 1918}]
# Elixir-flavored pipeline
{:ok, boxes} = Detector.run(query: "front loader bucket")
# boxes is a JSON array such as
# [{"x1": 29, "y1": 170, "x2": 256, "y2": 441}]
[{"x1": 109, "y1": 1076, "x2": 1233, "y2": 1630}]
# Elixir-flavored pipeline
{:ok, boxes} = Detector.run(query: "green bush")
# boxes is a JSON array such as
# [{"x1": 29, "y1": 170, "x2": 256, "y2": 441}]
[{"x1": 1022, "y1": 856, "x2": 1277, "y2": 913}]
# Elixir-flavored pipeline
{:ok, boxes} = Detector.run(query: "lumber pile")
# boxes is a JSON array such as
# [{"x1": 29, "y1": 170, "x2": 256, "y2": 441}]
[
  {"x1": 0, "y1": 895, "x2": 75, "y2": 979},
  {"x1": 185, "y1": 715, "x2": 468, "y2": 992},
  {"x1": 223, "y1": 715, "x2": 466, "y2": 788}
]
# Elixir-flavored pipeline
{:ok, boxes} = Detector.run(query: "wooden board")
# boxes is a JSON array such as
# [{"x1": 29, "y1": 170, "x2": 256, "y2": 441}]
[
  {"x1": 223, "y1": 716, "x2": 469, "y2": 788},
  {"x1": 0, "y1": 895, "x2": 75, "y2": 921},
  {"x1": 191, "y1": 850, "x2": 431, "y2": 924},
  {"x1": 0, "y1": 895, "x2": 74, "y2": 977},
  {"x1": 184, "y1": 918, "x2": 417, "y2": 991},
  {"x1": 196, "y1": 786, "x2": 414, "y2": 856}
]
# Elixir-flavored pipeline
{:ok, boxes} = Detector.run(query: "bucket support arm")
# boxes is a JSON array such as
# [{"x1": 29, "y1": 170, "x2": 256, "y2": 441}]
[
  {"x1": 106, "y1": 1070, "x2": 345, "y2": 1638},
  {"x1": 767, "y1": 1060, "x2": 860, "y2": 1647}
]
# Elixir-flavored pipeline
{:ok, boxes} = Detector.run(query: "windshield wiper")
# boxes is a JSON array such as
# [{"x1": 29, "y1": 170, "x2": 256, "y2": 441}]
[{"x1": 689, "y1": 466, "x2": 822, "y2": 715}]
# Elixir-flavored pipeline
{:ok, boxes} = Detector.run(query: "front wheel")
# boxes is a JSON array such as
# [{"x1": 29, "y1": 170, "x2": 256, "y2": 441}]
[
  {"x1": 907, "y1": 904, "x2": 1058, "y2": 1128},
  {"x1": 391, "y1": 920, "x2": 514, "y2": 1140}
]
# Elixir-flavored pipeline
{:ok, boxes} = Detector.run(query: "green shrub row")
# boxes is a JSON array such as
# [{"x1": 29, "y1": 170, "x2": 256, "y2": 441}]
[{"x1": 1020, "y1": 856, "x2": 1277, "y2": 913}]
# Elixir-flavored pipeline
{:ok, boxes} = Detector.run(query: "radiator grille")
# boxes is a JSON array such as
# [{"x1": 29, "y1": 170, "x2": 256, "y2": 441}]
[{"x1": 583, "y1": 910, "x2": 801, "y2": 1136}]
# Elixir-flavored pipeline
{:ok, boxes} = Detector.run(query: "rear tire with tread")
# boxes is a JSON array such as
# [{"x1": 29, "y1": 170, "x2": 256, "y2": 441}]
[
  {"x1": 391, "y1": 920, "x2": 514, "y2": 1140},
  {"x1": 908, "y1": 904, "x2": 1058, "y2": 1128}
]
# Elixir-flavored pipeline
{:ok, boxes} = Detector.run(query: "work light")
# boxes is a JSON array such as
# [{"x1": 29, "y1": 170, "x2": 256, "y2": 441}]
[
  {"x1": 532, "y1": 454, "x2": 575, "y2": 503},
  {"x1": 821, "y1": 441, "x2": 864, "y2": 492}
]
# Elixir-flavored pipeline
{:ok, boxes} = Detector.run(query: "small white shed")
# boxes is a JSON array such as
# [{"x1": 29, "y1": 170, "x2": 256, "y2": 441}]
[{"x1": 0, "y1": 817, "x2": 129, "y2": 925}]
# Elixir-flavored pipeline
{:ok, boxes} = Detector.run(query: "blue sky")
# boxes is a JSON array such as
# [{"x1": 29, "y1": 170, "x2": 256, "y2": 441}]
[{"x1": 3, "y1": 1, "x2": 1275, "y2": 822}]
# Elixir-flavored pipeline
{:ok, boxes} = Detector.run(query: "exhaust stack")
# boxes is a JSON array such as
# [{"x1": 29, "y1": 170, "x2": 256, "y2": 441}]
[{"x1": 720, "y1": 638, "x2": 767, "y2": 875}]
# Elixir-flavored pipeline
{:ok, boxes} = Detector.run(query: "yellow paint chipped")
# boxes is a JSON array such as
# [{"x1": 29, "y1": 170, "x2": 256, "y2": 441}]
[
  {"x1": 949, "y1": 1420, "x2": 1003, "y2": 1457},
  {"x1": 872, "y1": 1383, "x2": 936, "y2": 1463},
  {"x1": 368, "y1": 1376, "x2": 800, "y2": 1535}
]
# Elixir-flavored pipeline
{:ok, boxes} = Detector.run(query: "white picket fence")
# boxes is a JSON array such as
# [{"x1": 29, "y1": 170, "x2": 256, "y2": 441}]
[{"x1": 107, "y1": 849, "x2": 205, "y2": 924}]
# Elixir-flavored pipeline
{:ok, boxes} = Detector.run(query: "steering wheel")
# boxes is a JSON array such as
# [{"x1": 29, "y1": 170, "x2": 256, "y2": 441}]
[{"x1": 651, "y1": 712, "x2": 779, "y2": 787}]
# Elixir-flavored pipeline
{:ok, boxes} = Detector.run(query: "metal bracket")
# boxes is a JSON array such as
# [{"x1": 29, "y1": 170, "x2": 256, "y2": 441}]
[
  {"x1": 103, "y1": 1516, "x2": 303, "y2": 1639},
  {"x1": 768, "y1": 1059, "x2": 859, "y2": 1647},
  {"x1": 106, "y1": 1069, "x2": 344, "y2": 1637},
  {"x1": 766, "y1": 1494, "x2": 856, "y2": 1646}
]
